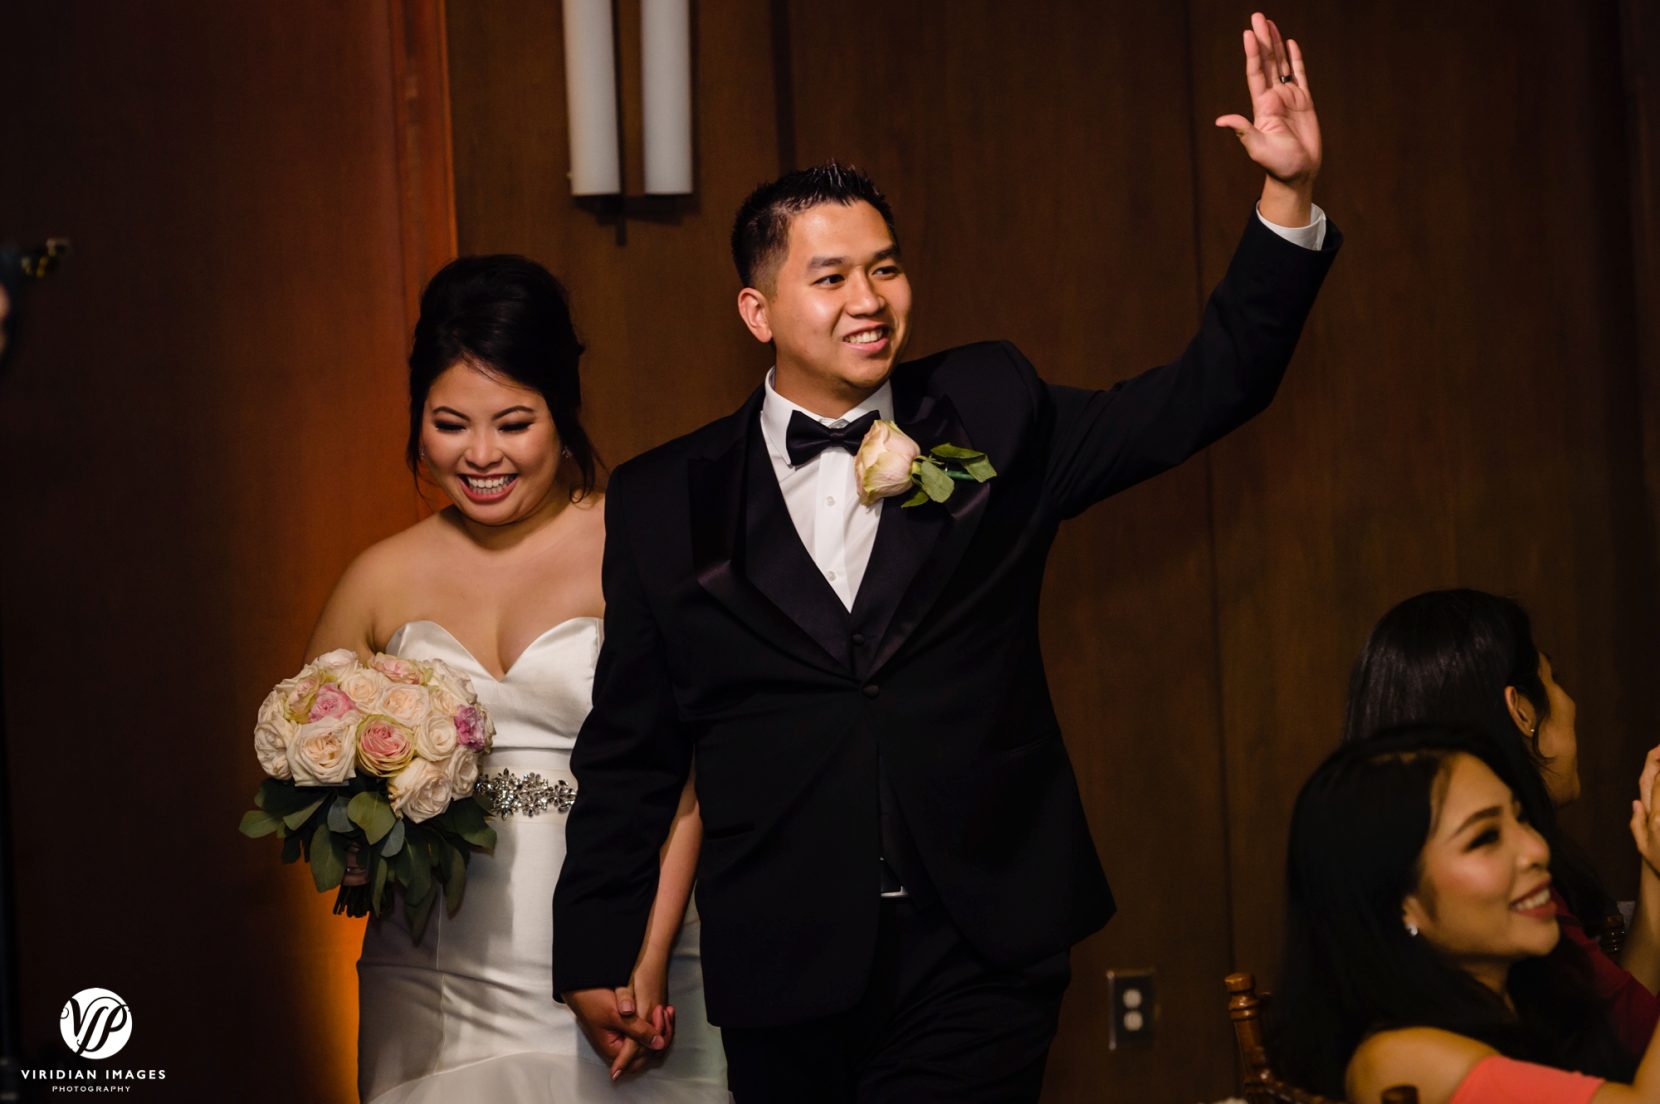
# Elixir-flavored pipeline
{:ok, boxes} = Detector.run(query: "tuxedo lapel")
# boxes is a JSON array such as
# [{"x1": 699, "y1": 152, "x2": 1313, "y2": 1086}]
[
  {"x1": 688, "y1": 394, "x2": 851, "y2": 675},
  {"x1": 851, "y1": 387, "x2": 991, "y2": 677}
]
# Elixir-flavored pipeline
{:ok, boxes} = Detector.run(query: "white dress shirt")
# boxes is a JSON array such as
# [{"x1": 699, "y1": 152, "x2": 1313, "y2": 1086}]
[
  {"x1": 756, "y1": 205, "x2": 1326, "y2": 605},
  {"x1": 758, "y1": 371, "x2": 894, "y2": 610}
]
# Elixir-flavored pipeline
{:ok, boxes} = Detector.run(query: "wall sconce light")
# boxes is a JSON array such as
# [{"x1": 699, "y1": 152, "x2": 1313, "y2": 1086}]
[
  {"x1": 562, "y1": 0, "x2": 620, "y2": 196},
  {"x1": 562, "y1": 0, "x2": 693, "y2": 199},
  {"x1": 640, "y1": 0, "x2": 692, "y2": 195}
]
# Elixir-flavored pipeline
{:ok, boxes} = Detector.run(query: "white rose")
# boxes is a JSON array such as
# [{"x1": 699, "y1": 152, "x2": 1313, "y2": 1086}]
[
  {"x1": 426, "y1": 660, "x2": 475, "y2": 703},
  {"x1": 276, "y1": 674, "x2": 321, "y2": 724},
  {"x1": 414, "y1": 711, "x2": 459, "y2": 761},
  {"x1": 337, "y1": 668, "x2": 383, "y2": 709},
  {"x1": 388, "y1": 758, "x2": 452, "y2": 822},
  {"x1": 286, "y1": 714, "x2": 359, "y2": 786},
  {"x1": 310, "y1": 648, "x2": 359, "y2": 675},
  {"x1": 854, "y1": 420, "x2": 921, "y2": 505},
  {"x1": 444, "y1": 749, "x2": 480, "y2": 798},
  {"x1": 429, "y1": 683, "x2": 465, "y2": 718},
  {"x1": 376, "y1": 684, "x2": 431, "y2": 727},
  {"x1": 253, "y1": 718, "x2": 294, "y2": 780}
]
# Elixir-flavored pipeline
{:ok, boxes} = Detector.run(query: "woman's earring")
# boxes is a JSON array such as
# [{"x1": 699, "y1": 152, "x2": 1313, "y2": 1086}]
[
  {"x1": 1404, "y1": 920, "x2": 1419, "y2": 938},
  {"x1": 561, "y1": 446, "x2": 573, "y2": 459}
]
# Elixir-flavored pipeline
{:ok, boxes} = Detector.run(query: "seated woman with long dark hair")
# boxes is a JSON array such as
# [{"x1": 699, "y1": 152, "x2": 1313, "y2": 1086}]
[
  {"x1": 1278, "y1": 727, "x2": 1650, "y2": 1102},
  {"x1": 1344, "y1": 588, "x2": 1660, "y2": 1054}
]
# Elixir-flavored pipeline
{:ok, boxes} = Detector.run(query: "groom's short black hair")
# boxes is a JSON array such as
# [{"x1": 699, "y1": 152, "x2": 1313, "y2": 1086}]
[{"x1": 731, "y1": 162, "x2": 900, "y2": 292}]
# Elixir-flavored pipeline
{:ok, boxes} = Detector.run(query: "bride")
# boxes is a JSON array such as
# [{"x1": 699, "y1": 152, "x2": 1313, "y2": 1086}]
[{"x1": 303, "y1": 256, "x2": 727, "y2": 1102}]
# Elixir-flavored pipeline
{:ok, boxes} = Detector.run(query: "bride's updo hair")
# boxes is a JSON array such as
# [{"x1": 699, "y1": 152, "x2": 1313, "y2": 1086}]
[{"x1": 406, "y1": 255, "x2": 598, "y2": 498}]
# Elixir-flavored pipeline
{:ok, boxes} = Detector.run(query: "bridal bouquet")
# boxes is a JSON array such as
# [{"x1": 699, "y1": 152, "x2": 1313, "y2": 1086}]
[{"x1": 238, "y1": 648, "x2": 498, "y2": 941}]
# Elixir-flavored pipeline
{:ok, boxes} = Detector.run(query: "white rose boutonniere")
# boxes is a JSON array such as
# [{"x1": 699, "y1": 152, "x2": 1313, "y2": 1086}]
[{"x1": 854, "y1": 419, "x2": 997, "y2": 507}]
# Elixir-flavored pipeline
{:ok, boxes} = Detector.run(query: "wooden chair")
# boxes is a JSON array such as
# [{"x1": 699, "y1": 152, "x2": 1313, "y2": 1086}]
[{"x1": 1225, "y1": 972, "x2": 1418, "y2": 1104}]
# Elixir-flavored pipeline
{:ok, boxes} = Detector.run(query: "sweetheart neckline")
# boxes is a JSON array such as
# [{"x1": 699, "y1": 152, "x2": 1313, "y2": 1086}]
[{"x1": 387, "y1": 617, "x2": 602, "y2": 683}]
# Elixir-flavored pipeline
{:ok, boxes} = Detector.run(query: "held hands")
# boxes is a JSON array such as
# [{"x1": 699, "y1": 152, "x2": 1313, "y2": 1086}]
[
  {"x1": 1215, "y1": 12, "x2": 1321, "y2": 223},
  {"x1": 608, "y1": 962, "x2": 676, "y2": 1080},
  {"x1": 565, "y1": 980, "x2": 672, "y2": 1082}
]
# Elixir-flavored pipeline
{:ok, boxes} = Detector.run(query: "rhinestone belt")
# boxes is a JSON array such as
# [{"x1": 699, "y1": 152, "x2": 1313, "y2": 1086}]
[{"x1": 475, "y1": 768, "x2": 578, "y2": 817}]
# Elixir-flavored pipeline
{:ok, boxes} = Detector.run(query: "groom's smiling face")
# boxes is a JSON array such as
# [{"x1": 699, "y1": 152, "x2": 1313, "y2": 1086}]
[{"x1": 739, "y1": 199, "x2": 912, "y2": 416}]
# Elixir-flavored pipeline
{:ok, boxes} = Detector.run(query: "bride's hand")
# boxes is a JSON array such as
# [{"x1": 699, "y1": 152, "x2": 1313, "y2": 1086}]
[
  {"x1": 343, "y1": 843, "x2": 368, "y2": 887},
  {"x1": 609, "y1": 965, "x2": 674, "y2": 1079}
]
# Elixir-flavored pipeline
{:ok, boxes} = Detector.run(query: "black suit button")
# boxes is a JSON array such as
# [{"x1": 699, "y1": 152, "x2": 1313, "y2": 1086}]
[
  {"x1": 851, "y1": 633, "x2": 866, "y2": 646},
  {"x1": 863, "y1": 684, "x2": 879, "y2": 699}
]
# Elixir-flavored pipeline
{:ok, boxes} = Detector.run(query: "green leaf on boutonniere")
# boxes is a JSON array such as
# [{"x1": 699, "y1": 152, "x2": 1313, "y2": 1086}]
[
  {"x1": 327, "y1": 795, "x2": 353, "y2": 834},
  {"x1": 310, "y1": 820, "x2": 345, "y2": 892},
  {"x1": 447, "y1": 798, "x2": 497, "y2": 851},
  {"x1": 900, "y1": 488, "x2": 929, "y2": 508},
  {"x1": 239, "y1": 809, "x2": 283, "y2": 838},
  {"x1": 927, "y1": 444, "x2": 983, "y2": 461},
  {"x1": 347, "y1": 790, "x2": 396, "y2": 844},
  {"x1": 379, "y1": 816, "x2": 406, "y2": 859},
  {"x1": 960, "y1": 455, "x2": 996, "y2": 482},
  {"x1": 915, "y1": 460, "x2": 955, "y2": 504},
  {"x1": 283, "y1": 798, "x2": 326, "y2": 832}
]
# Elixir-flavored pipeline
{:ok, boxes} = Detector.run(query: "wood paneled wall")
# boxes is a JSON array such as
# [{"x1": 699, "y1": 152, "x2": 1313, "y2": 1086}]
[
  {"x1": 0, "y1": 2, "x2": 450, "y2": 1099},
  {"x1": 445, "y1": 1, "x2": 1660, "y2": 1100},
  {"x1": 1, "y1": 1, "x2": 1654, "y2": 1101}
]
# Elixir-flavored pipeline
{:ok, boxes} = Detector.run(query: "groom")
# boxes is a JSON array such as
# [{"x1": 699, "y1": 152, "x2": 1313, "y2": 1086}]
[{"x1": 557, "y1": 12, "x2": 1337, "y2": 1100}]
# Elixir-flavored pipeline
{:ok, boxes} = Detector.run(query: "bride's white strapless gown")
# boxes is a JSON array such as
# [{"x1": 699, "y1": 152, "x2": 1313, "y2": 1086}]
[{"x1": 357, "y1": 618, "x2": 728, "y2": 1103}]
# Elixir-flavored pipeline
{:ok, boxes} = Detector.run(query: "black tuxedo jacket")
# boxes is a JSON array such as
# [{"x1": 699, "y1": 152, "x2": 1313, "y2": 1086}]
[{"x1": 553, "y1": 214, "x2": 1340, "y2": 1028}]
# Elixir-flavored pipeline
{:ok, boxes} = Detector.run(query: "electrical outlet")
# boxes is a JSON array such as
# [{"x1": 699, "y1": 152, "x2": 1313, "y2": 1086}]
[{"x1": 1104, "y1": 968, "x2": 1156, "y2": 1049}]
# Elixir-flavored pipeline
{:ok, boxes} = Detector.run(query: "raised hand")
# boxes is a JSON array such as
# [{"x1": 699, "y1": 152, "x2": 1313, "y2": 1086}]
[
  {"x1": 1215, "y1": 12, "x2": 1321, "y2": 193},
  {"x1": 1630, "y1": 745, "x2": 1660, "y2": 876}
]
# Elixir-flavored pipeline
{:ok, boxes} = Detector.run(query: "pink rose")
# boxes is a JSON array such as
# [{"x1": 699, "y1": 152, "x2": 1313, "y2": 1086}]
[
  {"x1": 308, "y1": 685, "x2": 355, "y2": 722},
  {"x1": 854, "y1": 420, "x2": 921, "y2": 505},
  {"x1": 370, "y1": 654, "x2": 424, "y2": 685},
  {"x1": 356, "y1": 716, "x2": 416, "y2": 777},
  {"x1": 454, "y1": 705, "x2": 491, "y2": 752}
]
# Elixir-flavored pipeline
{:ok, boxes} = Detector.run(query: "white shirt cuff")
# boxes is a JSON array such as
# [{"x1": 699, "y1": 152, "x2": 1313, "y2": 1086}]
[{"x1": 1256, "y1": 203, "x2": 1327, "y2": 251}]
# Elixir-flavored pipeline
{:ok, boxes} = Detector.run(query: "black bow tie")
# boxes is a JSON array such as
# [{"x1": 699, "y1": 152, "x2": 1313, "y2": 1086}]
[{"x1": 784, "y1": 409, "x2": 881, "y2": 466}]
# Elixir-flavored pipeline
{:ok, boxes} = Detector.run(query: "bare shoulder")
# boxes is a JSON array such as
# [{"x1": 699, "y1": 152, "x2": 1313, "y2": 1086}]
[
  {"x1": 337, "y1": 514, "x2": 447, "y2": 602},
  {"x1": 305, "y1": 514, "x2": 446, "y2": 658},
  {"x1": 1347, "y1": 1027, "x2": 1495, "y2": 1104}
]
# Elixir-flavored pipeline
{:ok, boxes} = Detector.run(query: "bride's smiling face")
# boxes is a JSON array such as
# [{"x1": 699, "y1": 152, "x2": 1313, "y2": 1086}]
[{"x1": 420, "y1": 359, "x2": 562, "y2": 525}]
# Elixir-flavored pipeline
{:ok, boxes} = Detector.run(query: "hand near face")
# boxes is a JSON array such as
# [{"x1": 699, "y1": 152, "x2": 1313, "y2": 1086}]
[
  {"x1": 1629, "y1": 745, "x2": 1660, "y2": 876},
  {"x1": 1215, "y1": 12, "x2": 1321, "y2": 190}
]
